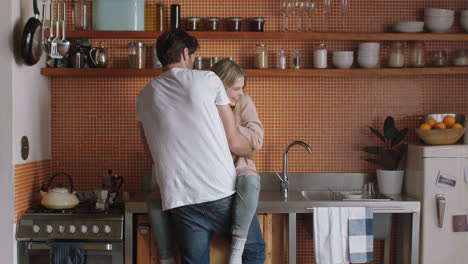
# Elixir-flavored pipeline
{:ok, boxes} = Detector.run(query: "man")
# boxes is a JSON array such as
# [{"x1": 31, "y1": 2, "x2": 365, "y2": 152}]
[{"x1": 136, "y1": 30, "x2": 265, "y2": 264}]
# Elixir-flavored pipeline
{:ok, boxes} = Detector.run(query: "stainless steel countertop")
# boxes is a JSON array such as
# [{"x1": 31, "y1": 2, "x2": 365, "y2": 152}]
[{"x1": 125, "y1": 191, "x2": 420, "y2": 214}]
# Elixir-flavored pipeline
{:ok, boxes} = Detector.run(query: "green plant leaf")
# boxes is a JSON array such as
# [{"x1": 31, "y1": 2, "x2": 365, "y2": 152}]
[
  {"x1": 365, "y1": 158, "x2": 384, "y2": 167},
  {"x1": 369, "y1": 126, "x2": 386, "y2": 143},
  {"x1": 363, "y1": 146, "x2": 383, "y2": 155},
  {"x1": 383, "y1": 116, "x2": 396, "y2": 134},
  {"x1": 391, "y1": 128, "x2": 409, "y2": 147},
  {"x1": 384, "y1": 127, "x2": 398, "y2": 141}
]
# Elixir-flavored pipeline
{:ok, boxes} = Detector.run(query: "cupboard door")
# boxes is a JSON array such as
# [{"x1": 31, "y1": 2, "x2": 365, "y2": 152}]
[{"x1": 136, "y1": 215, "x2": 156, "y2": 264}]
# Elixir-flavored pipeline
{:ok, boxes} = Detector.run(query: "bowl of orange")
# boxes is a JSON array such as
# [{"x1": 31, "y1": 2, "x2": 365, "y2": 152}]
[{"x1": 416, "y1": 114, "x2": 465, "y2": 145}]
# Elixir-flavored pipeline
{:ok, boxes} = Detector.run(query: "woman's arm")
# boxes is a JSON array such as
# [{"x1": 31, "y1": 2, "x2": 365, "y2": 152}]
[{"x1": 237, "y1": 94, "x2": 264, "y2": 151}]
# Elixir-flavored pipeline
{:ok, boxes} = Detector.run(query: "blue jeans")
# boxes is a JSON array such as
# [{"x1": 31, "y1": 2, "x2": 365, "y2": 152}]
[
  {"x1": 147, "y1": 199, "x2": 174, "y2": 259},
  {"x1": 232, "y1": 175, "x2": 260, "y2": 237},
  {"x1": 171, "y1": 194, "x2": 266, "y2": 264}
]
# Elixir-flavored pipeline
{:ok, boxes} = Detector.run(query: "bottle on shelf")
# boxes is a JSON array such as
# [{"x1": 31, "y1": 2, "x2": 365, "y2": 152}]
[
  {"x1": 279, "y1": 48, "x2": 287, "y2": 70},
  {"x1": 387, "y1": 41, "x2": 405, "y2": 68},
  {"x1": 155, "y1": 1, "x2": 165, "y2": 31},
  {"x1": 313, "y1": 43, "x2": 327, "y2": 69},
  {"x1": 170, "y1": 1, "x2": 181, "y2": 30},
  {"x1": 292, "y1": 49, "x2": 301, "y2": 69},
  {"x1": 409, "y1": 41, "x2": 425, "y2": 67},
  {"x1": 255, "y1": 44, "x2": 269, "y2": 69}
]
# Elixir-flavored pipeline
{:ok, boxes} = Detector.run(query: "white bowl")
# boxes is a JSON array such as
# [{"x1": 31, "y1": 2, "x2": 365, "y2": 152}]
[
  {"x1": 333, "y1": 51, "x2": 354, "y2": 57},
  {"x1": 358, "y1": 50, "x2": 379, "y2": 57},
  {"x1": 359, "y1": 42, "x2": 380, "y2": 50},
  {"x1": 333, "y1": 55, "x2": 354, "y2": 69},
  {"x1": 425, "y1": 15, "x2": 454, "y2": 33},
  {"x1": 424, "y1": 8, "x2": 455, "y2": 17},
  {"x1": 357, "y1": 56, "x2": 379, "y2": 68},
  {"x1": 461, "y1": 17, "x2": 468, "y2": 32},
  {"x1": 393, "y1": 21, "x2": 425, "y2": 33}
]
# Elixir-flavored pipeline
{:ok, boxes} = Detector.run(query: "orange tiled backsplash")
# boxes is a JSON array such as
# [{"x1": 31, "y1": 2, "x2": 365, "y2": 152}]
[{"x1": 14, "y1": 160, "x2": 52, "y2": 223}]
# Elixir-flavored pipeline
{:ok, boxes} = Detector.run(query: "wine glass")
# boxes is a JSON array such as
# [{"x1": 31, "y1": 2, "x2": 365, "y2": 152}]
[
  {"x1": 340, "y1": 0, "x2": 350, "y2": 30},
  {"x1": 280, "y1": 0, "x2": 292, "y2": 31},
  {"x1": 293, "y1": 1, "x2": 306, "y2": 31},
  {"x1": 323, "y1": 0, "x2": 332, "y2": 15},
  {"x1": 304, "y1": 0, "x2": 315, "y2": 31}
]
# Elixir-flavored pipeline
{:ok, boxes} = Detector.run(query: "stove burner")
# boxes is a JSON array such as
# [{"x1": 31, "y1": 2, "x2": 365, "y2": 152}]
[{"x1": 27, "y1": 201, "x2": 123, "y2": 215}]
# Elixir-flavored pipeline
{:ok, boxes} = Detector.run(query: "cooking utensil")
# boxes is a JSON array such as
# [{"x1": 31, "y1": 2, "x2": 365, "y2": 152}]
[
  {"x1": 50, "y1": 1, "x2": 63, "y2": 59},
  {"x1": 20, "y1": 0, "x2": 43, "y2": 65},
  {"x1": 40, "y1": 3, "x2": 48, "y2": 54},
  {"x1": 90, "y1": 42, "x2": 108, "y2": 68},
  {"x1": 40, "y1": 172, "x2": 79, "y2": 209},
  {"x1": 46, "y1": 2, "x2": 53, "y2": 55},
  {"x1": 58, "y1": 0, "x2": 70, "y2": 57}
]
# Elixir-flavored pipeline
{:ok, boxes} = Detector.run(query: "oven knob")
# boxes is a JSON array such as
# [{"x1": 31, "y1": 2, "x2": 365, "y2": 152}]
[
  {"x1": 58, "y1": 225, "x2": 65, "y2": 233},
  {"x1": 69, "y1": 225, "x2": 76, "y2": 233},
  {"x1": 80, "y1": 225, "x2": 88, "y2": 233},
  {"x1": 92, "y1": 225, "x2": 99, "y2": 234},
  {"x1": 103, "y1": 225, "x2": 112, "y2": 233},
  {"x1": 32, "y1": 225, "x2": 40, "y2": 233},
  {"x1": 46, "y1": 225, "x2": 53, "y2": 233}
]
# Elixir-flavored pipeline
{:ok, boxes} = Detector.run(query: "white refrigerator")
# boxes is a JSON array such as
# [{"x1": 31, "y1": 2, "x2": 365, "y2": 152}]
[{"x1": 405, "y1": 144, "x2": 468, "y2": 264}]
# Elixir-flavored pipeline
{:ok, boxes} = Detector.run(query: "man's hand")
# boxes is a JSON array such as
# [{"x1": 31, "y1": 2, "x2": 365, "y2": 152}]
[{"x1": 217, "y1": 104, "x2": 254, "y2": 157}]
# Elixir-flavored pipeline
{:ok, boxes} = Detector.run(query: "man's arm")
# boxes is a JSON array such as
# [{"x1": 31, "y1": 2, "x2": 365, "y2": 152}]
[
  {"x1": 138, "y1": 121, "x2": 154, "y2": 163},
  {"x1": 217, "y1": 104, "x2": 255, "y2": 157}
]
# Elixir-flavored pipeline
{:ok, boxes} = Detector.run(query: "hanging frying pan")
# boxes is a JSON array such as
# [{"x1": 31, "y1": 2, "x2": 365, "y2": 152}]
[{"x1": 21, "y1": 0, "x2": 43, "y2": 66}]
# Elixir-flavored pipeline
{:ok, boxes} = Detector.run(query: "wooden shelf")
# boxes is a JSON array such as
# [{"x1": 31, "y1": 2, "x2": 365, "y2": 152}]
[
  {"x1": 40, "y1": 67, "x2": 468, "y2": 78},
  {"x1": 63, "y1": 30, "x2": 468, "y2": 41}
]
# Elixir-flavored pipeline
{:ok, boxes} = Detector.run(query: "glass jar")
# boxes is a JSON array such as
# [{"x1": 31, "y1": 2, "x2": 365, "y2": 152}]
[
  {"x1": 254, "y1": 44, "x2": 269, "y2": 69},
  {"x1": 292, "y1": 49, "x2": 300, "y2": 69},
  {"x1": 431, "y1": 50, "x2": 448, "y2": 67},
  {"x1": 155, "y1": 1, "x2": 165, "y2": 31},
  {"x1": 250, "y1": 17, "x2": 265, "y2": 32},
  {"x1": 387, "y1": 42, "x2": 405, "y2": 68},
  {"x1": 227, "y1": 17, "x2": 243, "y2": 31},
  {"x1": 75, "y1": 0, "x2": 91, "y2": 30},
  {"x1": 186, "y1": 17, "x2": 201, "y2": 31},
  {"x1": 193, "y1": 56, "x2": 203, "y2": 69},
  {"x1": 211, "y1": 57, "x2": 219, "y2": 67},
  {"x1": 128, "y1": 42, "x2": 145, "y2": 69},
  {"x1": 409, "y1": 41, "x2": 425, "y2": 67},
  {"x1": 278, "y1": 48, "x2": 287, "y2": 70},
  {"x1": 206, "y1": 17, "x2": 221, "y2": 31},
  {"x1": 313, "y1": 43, "x2": 327, "y2": 69},
  {"x1": 453, "y1": 50, "x2": 468, "y2": 66}
]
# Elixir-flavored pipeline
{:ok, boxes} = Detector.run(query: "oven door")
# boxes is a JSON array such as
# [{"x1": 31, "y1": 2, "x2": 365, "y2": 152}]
[{"x1": 17, "y1": 241, "x2": 123, "y2": 264}]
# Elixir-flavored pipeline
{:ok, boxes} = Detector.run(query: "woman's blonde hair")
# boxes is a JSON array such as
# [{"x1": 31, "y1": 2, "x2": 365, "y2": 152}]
[{"x1": 211, "y1": 59, "x2": 247, "y2": 123}]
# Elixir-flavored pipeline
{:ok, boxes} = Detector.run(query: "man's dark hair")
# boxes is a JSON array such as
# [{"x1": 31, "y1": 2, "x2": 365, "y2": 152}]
[{"x1": 156, "y1": 30, "x2": 199, "y2": 67}]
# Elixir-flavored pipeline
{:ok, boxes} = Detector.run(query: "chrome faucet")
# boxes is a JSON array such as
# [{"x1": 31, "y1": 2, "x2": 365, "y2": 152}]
[{"x1": 276, "y1": 141, "x2": 312, "y2": 200}]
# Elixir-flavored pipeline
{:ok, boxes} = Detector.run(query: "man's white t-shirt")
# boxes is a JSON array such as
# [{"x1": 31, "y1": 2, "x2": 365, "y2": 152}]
[{"x1": 136, "y1": 68, "x2": 237, "y2": 210}]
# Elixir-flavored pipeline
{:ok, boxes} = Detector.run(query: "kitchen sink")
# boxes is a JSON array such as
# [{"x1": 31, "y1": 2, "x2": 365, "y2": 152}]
[
  {"x1": 301, "y1": 190, "x2": 393, "y2": 201},
  {"x1": 301, "y1": 190, "x2": 333, "y2": 201}
]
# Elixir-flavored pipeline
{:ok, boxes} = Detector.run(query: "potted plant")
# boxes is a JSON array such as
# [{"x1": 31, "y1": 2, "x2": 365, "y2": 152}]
[{"x1": 363, "y1": 116, "x2": 408, "y2": 194}]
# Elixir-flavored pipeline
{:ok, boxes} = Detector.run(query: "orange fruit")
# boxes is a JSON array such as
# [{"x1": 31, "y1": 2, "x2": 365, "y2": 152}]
[
  {"x1": 426, "y1": 118, "x2": 437, "y2": 127},
  {"x1": 443, "y1": 115, "x2": 456, "y2": 127},
  {"x1": 419, "y1": 123, "x2": 432, "y2": 130},
  {"x1": 433, "y1": 122, "x2": 447, "y2": 129},
  {"x1": 453, "y1": 123, "x2": 463, "y2": 129}
]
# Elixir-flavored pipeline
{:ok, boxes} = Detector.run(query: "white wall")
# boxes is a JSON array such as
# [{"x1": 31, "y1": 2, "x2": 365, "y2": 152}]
[
  {"x1": 13, "y1": 0, "x2": 51, "y2": 165},
  {"x1": 0, "y1": 0, "x2": 14, "y2": 260},
  {"x1": 0, "y1": 0, "x2": 51, "y2": 262}
]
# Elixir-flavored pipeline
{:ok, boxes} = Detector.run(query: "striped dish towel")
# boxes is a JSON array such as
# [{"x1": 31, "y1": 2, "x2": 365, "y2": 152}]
[
  {"x1": 49, "y1": 242, "x2": 85, "y2": 264},
  {"x1": 348, "y1": 207, "x2": 374, "y2": 263}
]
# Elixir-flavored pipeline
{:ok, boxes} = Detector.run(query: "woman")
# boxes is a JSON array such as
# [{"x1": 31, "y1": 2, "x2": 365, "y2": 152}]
[
  {"x1": 211, "y1": 59, "x2": 264, "y2": 264},
  {"x1": 146, "y1": 59, "x2": 264, "y2": 264}
]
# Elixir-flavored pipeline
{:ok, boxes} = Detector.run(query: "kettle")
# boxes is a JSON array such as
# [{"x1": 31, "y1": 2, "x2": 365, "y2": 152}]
[
  {"x1": 90, "y1": 42, "x2": 108, "y2": 68},
  {"x1": 40, "y1": 172, "x2": 79, "y2": 209}
]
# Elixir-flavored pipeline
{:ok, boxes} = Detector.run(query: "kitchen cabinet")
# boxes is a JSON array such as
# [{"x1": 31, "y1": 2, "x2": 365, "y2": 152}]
[{"x1": 135, "y1": 213, "x2": 285, "y2": 264}]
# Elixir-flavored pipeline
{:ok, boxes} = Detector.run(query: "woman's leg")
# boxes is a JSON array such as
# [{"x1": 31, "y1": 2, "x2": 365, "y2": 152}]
[
  {"x1": 146, "y1": 199, "x2": 175, "y2": 263},
  {"x1": 229, "y1": 174, "x2": 261, "y2": 264}
]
